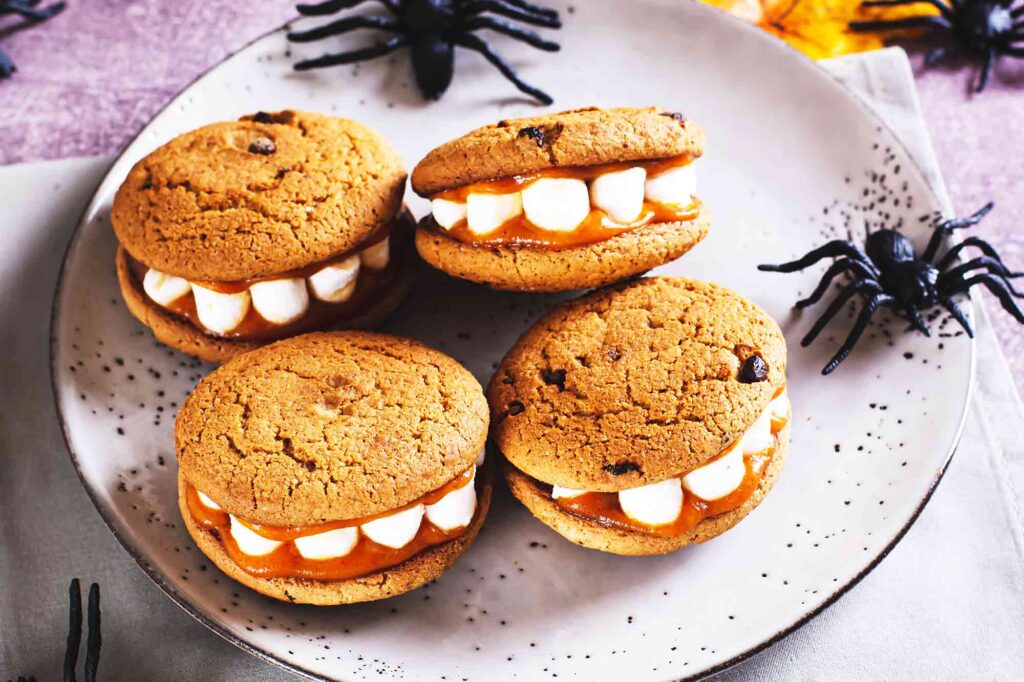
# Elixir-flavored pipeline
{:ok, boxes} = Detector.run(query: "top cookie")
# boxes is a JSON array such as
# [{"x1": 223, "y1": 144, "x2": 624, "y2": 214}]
[
  {"x1": 488, "y1": 278, "x2": 786, "y2": 491},
  {"x1": 411, "y1": 107, "x2": 705, "y2": 196},
  {"x1": 176, "y1": 331, "x2": 488, "y2": 526},
  {"x1": 112, "y1": 110, "x2": 406, "y2": 282}
]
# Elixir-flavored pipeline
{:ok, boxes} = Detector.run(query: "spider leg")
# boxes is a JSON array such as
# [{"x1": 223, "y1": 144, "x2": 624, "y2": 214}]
[
  {"x1": 940, "y1": 296, "x2": 974, "y2": 337},
  {"x1": 921, "y1": 201, "x2": 994, "y2": 262},
  {"x1": 759, "y1": 240, "x2": 878, "y2": 276},
  {"x1": 293, "y1": 35, "x2": 409, "y2": 71},
  {"x1": 801, "y1": 279, "x2": 883, "y2": 347},
  {"x1": 903, "y1": 305, "x2": 931, "y2": 336},
  {"x1": 462, "y1": 17, "x2": 560, "y2": 51},
  {"x1": 84, "y1": 583, "x2": 100, "y2": 682},
  {"x1": 0, "y1": 49, "x2": 14, "y2": 79},
  {"x1": 945, "y1": 274, "x2": 1024, "y2": 323},
  {"x1": 976, "y1": 48, "x2": 996, "y2": 93},
  {"x1": 940, "y1": 256, "x2": 1024, "y2": 295},
  {"x1": 455, "y1": 33, "x2": 554, "y2": 104},
  {"x1": 296, "y1": 0, "x2": 398, "y2": 17},
  {"x1": 822, "y1": 293, "x2": 896, "y2": 375},
  {"x1": 462, "y1": 0, "x2": 563, "y2": 28},
  {"x1": 924, "y1": 46, "x2": 949, "y2": 66},
  {"x1": 860, "y1": 0, "x2": 953, "y2": 19},
  {"x1": 937, "y1": 237, "x2": 1020, "y2": 273},
  {"x1": 796, "y1": 259, "x2": 877, "y2": 308},
  {"x1": 65, "y1": 578, "x2": 82, "y2": 682},
  {"x1": 849, "y1": 16, "x2": 952, "y2": 32},
  {"x1": 502, "y1": 0, "x2": 560, "y2": 19},
  {"x1": 287, "y1": 16, "x2": 399, "y2": 43},
  {"x1": 0, "y1": 0, "x2": 65, "y2": 20}
]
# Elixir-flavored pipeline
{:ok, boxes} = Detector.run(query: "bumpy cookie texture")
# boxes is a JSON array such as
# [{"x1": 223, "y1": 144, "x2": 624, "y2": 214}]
[
  {"x1": 179, "y1": 470, "x2": 493, "y2": 605},
  {"x1": 112, "y1": 110, "x2": 406, "y2": 281},
  {"x1": 489, "y1": 277, "x2": 787, "y2": 490},
  {"x1": 411, "y1": 107, "x2": 705, "y2": 195},
  {"x1": 504, "y1": 428, "x2": 788, "y2": 556},
  {"x1": 415, "y1": 204, "x2": 710, "y2": 292},
  {"x1": 115, "y1": 245, "x2": 417, "y2": 364},
  {"x1": 176, "y1": 332, "x2": 489, "y2": 525}
]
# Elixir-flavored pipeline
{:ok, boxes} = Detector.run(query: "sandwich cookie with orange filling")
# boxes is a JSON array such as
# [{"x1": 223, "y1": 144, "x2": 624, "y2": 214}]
[
  {"x1": 489, "y1": 278, "x2": 789, "y2": 555},
  {"x1": 411, "y1": 107, "x2": 709, "y2": 292},
  {"x1": 176, "y1": 331, "x2": 490, "y2": 604},
  {"x1": 113, "y1": 110, "x2": 413, "y2": 363}
]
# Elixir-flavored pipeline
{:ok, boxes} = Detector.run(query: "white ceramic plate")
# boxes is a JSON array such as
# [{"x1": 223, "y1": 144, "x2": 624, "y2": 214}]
[{"x1": 51, "y1": 1, "x2": 973, "y2": 680}]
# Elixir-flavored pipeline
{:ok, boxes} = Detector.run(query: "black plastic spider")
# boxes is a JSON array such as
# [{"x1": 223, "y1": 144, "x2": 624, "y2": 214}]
[
  {"x1": 287, "y1": 0, "x2": 562, "y2": 104},
  {"x1": 759, "y1": 203, "x2": 1024, "y2": 375},
  {"x1": 0, "y1": 0, "x2": 65, "y2": 79},
  {"x1": 850, "y1": 0, "x2": 1024, "y2": 93}
]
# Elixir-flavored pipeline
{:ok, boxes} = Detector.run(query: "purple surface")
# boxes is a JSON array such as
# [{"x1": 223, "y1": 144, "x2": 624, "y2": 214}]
[{"x1": 1, "y1": 1, "x2": 1021, "y2": 392}]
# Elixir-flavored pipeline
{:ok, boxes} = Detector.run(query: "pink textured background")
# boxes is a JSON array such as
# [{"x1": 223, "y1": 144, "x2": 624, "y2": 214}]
[{"x1": 1, "y1": 1, "x2": 1021, "y2": 392}]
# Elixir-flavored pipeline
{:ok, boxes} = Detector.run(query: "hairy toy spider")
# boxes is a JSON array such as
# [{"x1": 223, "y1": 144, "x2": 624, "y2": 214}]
[
  {"x1": 287, "y1": 0, "x2": 562, "y2": 104},
  {"x1": 850, "y1": 0, "x2": 1024, "y2": 93},
  {"x1": 0, "y1": 0, "x2": 65, "y2": 79},
  {"x1": 759, "y1": 203, "x2": 1024, "y2": 374}
]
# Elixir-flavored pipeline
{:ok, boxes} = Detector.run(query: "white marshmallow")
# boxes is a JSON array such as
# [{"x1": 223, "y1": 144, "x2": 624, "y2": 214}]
[
  {"x1": 739, "y1": 406, "x2": 774, "y2": 455},
  {"x1": 521, "y1": 178, "x2": 590, "y2": 232},
  {"x1": 425, "y1": 473, "x2": 477, "y2": 531},
  {"x1": 466, "y1": 192, "x2": 523, "y2": 235},
  {"x1": 293, "y1": 527, "x2": 359, "y2": 560},
  {"x1": 551, "y1": 485, "x2": 587, "y2": 499},
  {"x1": 618, "y1": 477, "x2": 683, "y2": 526},
  {"x1": 431, "y1": 198, "x2": 468, "y2": 230},
  {"x1": 196, "y1": 490, "x2": 221, "y2": 510},
  {"x1": 143, "y1": 268, "x2": 191, "y2": 307},
  {"x1": 589, "y1": 167, "x2": 646, "y2": 223},
  {"x1": 191, "y1": 284, "x2": 250, "y2": 334},
  {"x1": 644, "y1": 163, "x2": 697, "y2": 206},
  {"x1": 228, "y1": 516, "x2": 282, "y2": 556},
  {"x1": 769, "y1": 390, "x2": 789, "y2": 421},
  {"x1": 683, "y1": 443, "x2": 745, "y2": 501},
  {"x1": 308, "y1": 256, "x2": 360, "y2": 303},
  {"x1": 249, "y1": 278, "x2": 309, "y2": 325},
  {"x1": 361, "y1": 504, "x2": 424, "y2": 549},
  {"x1": 360, "y1": 237, "x2": 390, "y2": 270}
]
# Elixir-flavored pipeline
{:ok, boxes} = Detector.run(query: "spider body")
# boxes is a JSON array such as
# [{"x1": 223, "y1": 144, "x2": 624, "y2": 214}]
[
  {"x1": 0, "y1": 0, "x2": 66, "y2": 79},
  {"x1": 759, "y1": 202, "x2": 1024, "y2": 374},
  {"x1": 287, "y1": 0, "x2": 561, "y2": 104},
  {"x1": 850, "y1": 0, "x2": 1024, "y2": 93}
]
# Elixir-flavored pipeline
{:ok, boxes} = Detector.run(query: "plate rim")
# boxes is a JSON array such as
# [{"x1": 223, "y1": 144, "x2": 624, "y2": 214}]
[{"x1": 47, "y1": 4, "x2": 976, "y2": 680}]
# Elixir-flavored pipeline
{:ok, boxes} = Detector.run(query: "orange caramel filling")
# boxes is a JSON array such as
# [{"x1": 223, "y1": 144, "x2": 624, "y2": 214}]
[
  {"x1": 554, "y1": 390, "x2": 788, "y2": 539},
  {"x1": 127, "y1": 211, "x2": 414, "y2": 342},
  {"x1": 430, "y1": 155, "x2": 700, "y2": 249},
  {"x1": 185, "y1": 467, "x2": 478, "y2": 581}
]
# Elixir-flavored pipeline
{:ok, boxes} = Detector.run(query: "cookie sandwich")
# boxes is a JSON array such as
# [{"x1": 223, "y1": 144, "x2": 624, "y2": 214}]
[
  {"x1": 489, "y1": 278, "x2": 789, "y2": 555},
  {"x1": 411, "y1": 107, "x2": 709, "y2": 291},
  {"x1": 113, "y1": 110, "x2": 413, "y2": 363},
  {"x1": 176, "y1": 332, "x2": 491, "y2": 604}
]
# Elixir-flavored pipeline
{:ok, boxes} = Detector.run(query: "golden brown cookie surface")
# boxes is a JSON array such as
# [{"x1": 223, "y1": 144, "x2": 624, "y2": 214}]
[
  {"x1": 112, "y1": 110, "x2": 406, "y2": 281},
  {"x1": 411, "y1": 107, "x2": 704, "y2": 195},
  {"x1": 488, "y1": 277, "x2": 787, "y2": 490},
  {"x1": 175, "y1": 331, "x2": 489, "y2": 526}
]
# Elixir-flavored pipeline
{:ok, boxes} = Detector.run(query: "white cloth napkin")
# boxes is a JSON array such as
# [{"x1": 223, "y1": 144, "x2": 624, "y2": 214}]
[{"x1": 0, "y1": 48, "x2": 1021, "y2": 681}]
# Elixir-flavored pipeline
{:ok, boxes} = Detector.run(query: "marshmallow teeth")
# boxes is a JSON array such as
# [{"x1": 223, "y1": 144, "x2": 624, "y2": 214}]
[
  {"x1": 618, "y1": 477, "x2": 683, "y2": 527},
  {"x1": 361, "y1": 504, "x2": 425, "y2": 549},
  {"x1": 308, "y1": 256, "x2": 360, "y2": 303},
  {"x1": 425, "y1": 474, "x2": 477, "y2": 531},
  {"x1": 294, "y1": 527, "x2": 359, "y2": 560},
  {"x1": 644, "y1": 164, "x2": 697, "y2": 207},
  {"x1": 249, "y1": 278, "x2": 309, "y2": 325},
  {"x1": 431, "y1": 198, "x2": 468, "y2": 230},
  {"x1": 229, "y1": 517, "x2": 282, "y2": 556},
  {"x1": 683, "y1": 444, "x2": 745, "y2": 501},
  {"x1": 360, "y1": 237, "x2": 390, "y2": 270},
  {"x1": 197, "y1": 490, "x2": 222, "y2": 510},
  {"x1": 191, "y1": 284, "x2": 251, "y2": 334},
  {"x1": 590, "y1": 167, "x2": 646, "y2": 223},
  {"x1": 143, "y1": 268, "x2": 191, "y2": 306},
  {"x1": 551, "y1": 485, "x2": 586, "y2": 500},
  {"x1": 522, "y1": 178, "x2": 590, "y2": 232},
  {"x1": 467, "y1": 192, "x2": 523, "y2": 235}
]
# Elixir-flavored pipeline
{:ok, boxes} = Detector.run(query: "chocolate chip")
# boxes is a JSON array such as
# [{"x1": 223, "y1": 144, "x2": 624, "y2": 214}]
[
  {"x1": 738, "y1": 355, "x2": 768, "y2": 383},
  {"x1": 248, "y1": 137, "x2": 276, "y2": 155},
  {"x1": 607, "y1": 348, "x2": 622, "y2": 362},
  {"x1": 276, "y1": 167, "x2": 290, "y2": 178},
  {"x1": 305, "y1": 460, "x2": 317, "y2": 472},
  {"x1": 502, "y1": 373, "x2": 515, "y2": 385},
  {"x1": 507, "y1": 401, "x2": 525, "y2": 416},
  {"x1": 518, "y1": 126, "x2": 545, "y2": 147},
  {"x1": 541, "y1": 368, "x2": 566, "y2": 391},
  {"x1": 660, "y1": 111, "x2": 686, "y2": 123},
  {"x1": 603, "y1": 461, "x2": 641, "y2": 476},
  {"x1": 252, "y1": 111, "x2": 275, "y2": 123}
]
